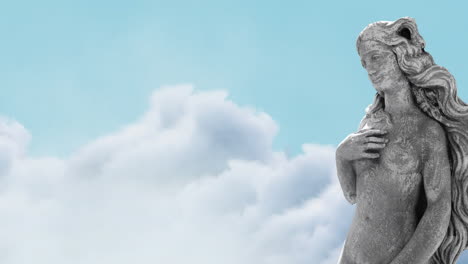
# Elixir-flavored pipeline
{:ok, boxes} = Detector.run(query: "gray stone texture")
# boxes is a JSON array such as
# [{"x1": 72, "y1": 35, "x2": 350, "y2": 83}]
[{"x1": 336, "y1": 17, "x2": 468, "y2": 264}]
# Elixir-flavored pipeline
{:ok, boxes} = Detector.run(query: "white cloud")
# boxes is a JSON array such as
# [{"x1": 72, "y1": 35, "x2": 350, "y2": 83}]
[{"x1": 0, "y1": 85, "x2": 353, "y2": 264}]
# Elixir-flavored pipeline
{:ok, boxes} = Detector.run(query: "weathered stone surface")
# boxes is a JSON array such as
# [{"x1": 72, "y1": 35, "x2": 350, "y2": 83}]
[{"x1": 336, "y1": 17, "x2": 468, "y2": 264}]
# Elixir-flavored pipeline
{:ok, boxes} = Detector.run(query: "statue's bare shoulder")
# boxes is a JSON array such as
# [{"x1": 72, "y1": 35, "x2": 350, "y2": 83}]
[{"x1": 419, "y1": 116, "x2": 448, "y2": 162}]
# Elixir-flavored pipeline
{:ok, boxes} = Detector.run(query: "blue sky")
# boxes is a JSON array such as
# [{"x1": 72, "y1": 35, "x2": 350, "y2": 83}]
[
  {"x1": 1, "y1": 0, "x2": 467, "y2": 157},
  {"x1": 1, "y1": 1, "x2": 468, "y2": 263}
]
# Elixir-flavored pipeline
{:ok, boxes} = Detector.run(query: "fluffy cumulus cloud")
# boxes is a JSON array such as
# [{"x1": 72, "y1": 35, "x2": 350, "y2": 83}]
[{"x1": 0, "y1": 85, "x2": 353, "y2": 264}]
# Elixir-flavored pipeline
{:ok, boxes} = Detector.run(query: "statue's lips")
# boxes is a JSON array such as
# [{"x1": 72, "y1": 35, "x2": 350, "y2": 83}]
[{"x1": 370, "y1": 74, "x2": 384, "y2": 83}]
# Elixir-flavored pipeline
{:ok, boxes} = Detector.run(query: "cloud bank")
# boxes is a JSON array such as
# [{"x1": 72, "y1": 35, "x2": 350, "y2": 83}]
[{"x1": 0, "y1": 85, "x2": 353, "y2": 264}]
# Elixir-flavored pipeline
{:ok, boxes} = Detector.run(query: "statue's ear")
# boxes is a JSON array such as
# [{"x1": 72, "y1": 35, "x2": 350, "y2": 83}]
[{"x1": 398, "y1": 27, "x2": 412, "y2": 41}]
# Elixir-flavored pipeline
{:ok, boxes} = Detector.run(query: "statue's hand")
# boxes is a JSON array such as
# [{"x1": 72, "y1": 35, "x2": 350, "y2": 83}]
[{"x1": 336, "y1": 129, "x2": 388, "y2": 162}]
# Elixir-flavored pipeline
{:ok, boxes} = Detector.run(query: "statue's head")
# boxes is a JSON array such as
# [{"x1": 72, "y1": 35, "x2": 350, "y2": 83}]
[{"x1": 356, "y1": 17, "x2": 434, "y2": 94}]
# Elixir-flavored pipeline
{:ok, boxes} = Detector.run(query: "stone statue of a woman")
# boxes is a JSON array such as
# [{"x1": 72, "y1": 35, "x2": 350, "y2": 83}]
[{"x1": 336, "y1": 17, "x2": 468, "y2": 264}]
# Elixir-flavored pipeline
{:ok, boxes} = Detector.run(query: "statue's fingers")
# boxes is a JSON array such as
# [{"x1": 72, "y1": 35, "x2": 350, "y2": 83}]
[
  {"x1": 361, "y1": 152, "x2": 380, "y2": 159},
  {"x1": 366, "y1": 137, "x2": 388, "y2": 143},
  {"x1": 362, "y1": 129, "x2": 387, "y2": 137},
  {"x1": 364, "y1": 143, "x2": 386, "y2": 149}
]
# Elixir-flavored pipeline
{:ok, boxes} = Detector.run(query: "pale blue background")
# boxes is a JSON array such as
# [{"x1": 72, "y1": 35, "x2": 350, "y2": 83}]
[
  {"x1": 0, "y1": 0, "x2": 467, "y2": 261},
  {"x1": 1, "y1": 0, "x2": 467, "y2": 157}
]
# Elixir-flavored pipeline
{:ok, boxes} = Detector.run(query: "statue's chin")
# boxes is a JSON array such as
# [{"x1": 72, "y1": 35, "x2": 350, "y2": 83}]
[
  {"x1": 372, "y1": 84, "x2": 393, "y2": 94},
  {"x1": 372, "y1": 85, "x2": 385, "y2": 93}
]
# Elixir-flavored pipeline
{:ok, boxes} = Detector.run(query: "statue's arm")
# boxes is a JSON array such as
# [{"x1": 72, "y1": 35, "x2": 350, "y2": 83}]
[
  {"x1": 336, "y1": 154, "x2": 357, "y2": 204},
  {"x1": 336, "y1": 116, "x2": 364, "y2": 204},
  {"x1": 336, "y1": 115, "x2": 381, "y2": 205},
  {"x1": 390, "y1": 122, "x2": 451, "y2": 264}
]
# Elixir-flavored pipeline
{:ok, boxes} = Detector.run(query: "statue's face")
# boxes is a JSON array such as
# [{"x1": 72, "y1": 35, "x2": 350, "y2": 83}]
[{"x1": 359, "y1": 40, "x2": 406, "y2": 93}]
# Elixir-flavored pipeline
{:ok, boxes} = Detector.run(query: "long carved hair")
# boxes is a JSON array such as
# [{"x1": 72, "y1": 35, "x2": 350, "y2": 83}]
[{"x1": 357, "y1": 17, "x2": 468, "y2": 263}]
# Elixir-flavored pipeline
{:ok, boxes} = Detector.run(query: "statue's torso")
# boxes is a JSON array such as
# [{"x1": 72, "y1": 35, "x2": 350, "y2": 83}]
[{"x1": 340, "y1": 109, "x2": 430, "y2": 264}]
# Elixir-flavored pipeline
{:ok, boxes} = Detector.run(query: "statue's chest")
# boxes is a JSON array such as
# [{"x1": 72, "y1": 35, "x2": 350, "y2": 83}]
[
  {"x1": 359, "y1": 113, "x2": 422, "y2": 175},
  {"x1": 355, "y1": 131, "x2": 422, "y2": 177},
  {"x1": 355, "y1": 129, "x2": 423, "y2": 198},
  {"x1": 380, "y1": 131, "x2": 422, "y2": 174},
  {"x1": 355, "y1": 111, "x2": 425, "y2": 198}
]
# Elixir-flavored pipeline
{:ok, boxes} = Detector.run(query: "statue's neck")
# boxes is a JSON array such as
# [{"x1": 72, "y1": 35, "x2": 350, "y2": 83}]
[{"x1": 382, "y1": 83, "x2": 419, "y2": 117}]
